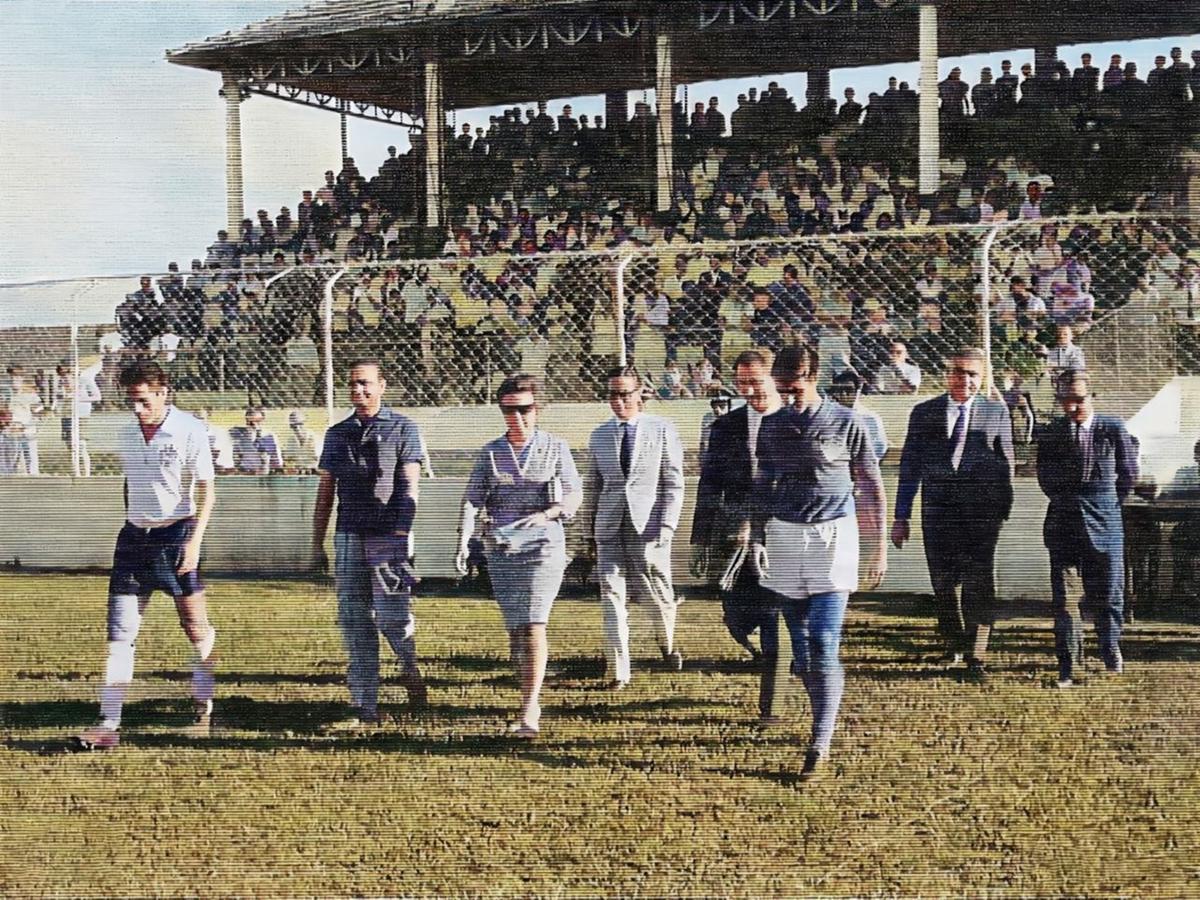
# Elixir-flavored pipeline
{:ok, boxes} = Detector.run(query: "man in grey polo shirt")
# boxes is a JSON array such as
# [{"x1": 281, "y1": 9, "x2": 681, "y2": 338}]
[{"x1": 312, "y1": 358, "x2": 428, "y2": 728}]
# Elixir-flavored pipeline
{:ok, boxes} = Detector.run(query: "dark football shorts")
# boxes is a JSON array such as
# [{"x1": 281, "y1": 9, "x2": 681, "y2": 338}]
[{"x1": 108, "y1": 518, "x2": 204, "y2": 598}]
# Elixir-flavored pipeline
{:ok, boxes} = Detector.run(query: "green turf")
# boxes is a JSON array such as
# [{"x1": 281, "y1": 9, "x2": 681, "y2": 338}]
[{"x1": 2, "y1": 573, "x2": 1198, "y2": 897}]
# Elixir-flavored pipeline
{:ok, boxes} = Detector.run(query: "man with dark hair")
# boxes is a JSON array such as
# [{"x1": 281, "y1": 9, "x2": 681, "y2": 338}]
[
  {"x1": 587, "y1": 365, "x2": 686, "y2": 688},
  {"x1": 77, "y1": 361, "x2": 218, "y2": 749},
  {"x1": 312, "y1": 358, "x2": 428, "y2": 728},
  {"x1": 1037, "y1": 370, "x2": 1138, "y2": 688},
  {"x1": 692, "y1": 350, "x2": 788, "y2": 723},
  {"x1": 746, "y1": 345, "x2": 887, "y2": 780},
  {"x1": 892, "y1": 348, "x2": 1015, "y2": 681}
]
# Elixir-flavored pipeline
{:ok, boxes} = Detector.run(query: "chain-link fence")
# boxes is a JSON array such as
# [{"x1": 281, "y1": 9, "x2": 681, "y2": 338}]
[{"x1": 1, "y1": 213, "x2": 1195, "y2": 477}]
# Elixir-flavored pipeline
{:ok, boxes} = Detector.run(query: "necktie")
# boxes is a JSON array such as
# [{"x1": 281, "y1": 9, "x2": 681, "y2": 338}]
[
  {"x1": 1075, "y1": 422, "x2": 1088, "y2": 478},
  {"x1": 950, "y1": 403, "x2": 966, "y2": 469},
  {"x1": 619, "y1": 422, "x2": 632, "y2": 476}
]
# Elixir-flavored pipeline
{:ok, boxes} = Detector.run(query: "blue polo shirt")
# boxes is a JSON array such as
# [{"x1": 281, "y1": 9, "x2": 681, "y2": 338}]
[
  {"x1": 318, "y1": 406, "x2": 425, "y2": 535},
  {"x1": 755, "y1": 399, "x2": 878, "y2": 525}
]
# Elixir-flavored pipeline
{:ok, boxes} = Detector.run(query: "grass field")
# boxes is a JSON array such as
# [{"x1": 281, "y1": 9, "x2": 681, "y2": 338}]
[{"x1": 2, "y1": 572, "x2": 1199, "y2": 897}]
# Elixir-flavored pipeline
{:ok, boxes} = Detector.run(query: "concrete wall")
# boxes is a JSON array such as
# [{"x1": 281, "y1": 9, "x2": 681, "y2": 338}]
[{"x1": 0, "y1": 473, "x2": 1057, "y2": 600}]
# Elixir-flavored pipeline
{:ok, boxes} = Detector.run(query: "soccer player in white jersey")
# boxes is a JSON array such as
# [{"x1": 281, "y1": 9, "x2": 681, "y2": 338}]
[{"x1": 77, "y1": 361, "x2": 218, "y2": 750}]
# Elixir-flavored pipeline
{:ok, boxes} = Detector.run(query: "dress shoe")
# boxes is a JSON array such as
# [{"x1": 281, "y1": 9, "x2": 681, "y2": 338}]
[
  {"x1": 798, "y1": 748, "x2": 825, "y2": 782},
  {"x1": 662, "y1": 649, "x2": 684, "y2": 671},
  {"x1": 605, "y1": 678, "x2": 630, "y2": 691}
]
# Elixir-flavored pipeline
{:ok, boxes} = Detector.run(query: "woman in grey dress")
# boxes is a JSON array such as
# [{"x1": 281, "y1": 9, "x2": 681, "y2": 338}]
[{"x1": 455, "y1": 374, "x2": 582, "y2": 738}]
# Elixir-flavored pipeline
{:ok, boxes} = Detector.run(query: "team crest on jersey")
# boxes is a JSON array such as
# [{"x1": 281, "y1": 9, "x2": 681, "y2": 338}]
[{"x1": 158, "y1": 445, "x2": 180, "y2": 466}]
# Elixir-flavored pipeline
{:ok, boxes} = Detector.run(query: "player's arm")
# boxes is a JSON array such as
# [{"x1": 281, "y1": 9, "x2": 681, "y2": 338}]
[
  {"x1": 394, "y1": 460, "x2": 422, "y2": 536},
  {"x1": 851, "y1": 447, "x2": 888, "y2": 591},
  {"x1": 178, "y1": 478, "x2": 214, "y2": 575},
  {"x1": 312, "y1": 469, "x2": 336, "y2": 571}
]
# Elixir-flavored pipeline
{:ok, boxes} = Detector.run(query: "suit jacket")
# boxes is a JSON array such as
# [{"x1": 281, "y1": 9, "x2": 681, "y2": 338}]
[
  {"x1": 588, "y1": 414, "x2": 684, "y2": 542},
  {"x1": 894, "y1": 394, "x2": 1015, "y2": 536},
  {"x1": 1036, "y1": 413, "x2": 1137, "y2": 553},
  {"x1": 691, "y1": 406, "x2": 753, "y2": 547}
]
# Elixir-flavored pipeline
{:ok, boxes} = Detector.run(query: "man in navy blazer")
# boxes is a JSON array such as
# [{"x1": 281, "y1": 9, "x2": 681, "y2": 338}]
[
  {"x1": 893, "y1": 348, "x2": 1015, "y2": 680},
  {"x1": 1037, "y1": 369, "x2": 1138, "y2": 686},
  {"x1": 691, "y1": 350, "x2": 786, "y2": 722}
]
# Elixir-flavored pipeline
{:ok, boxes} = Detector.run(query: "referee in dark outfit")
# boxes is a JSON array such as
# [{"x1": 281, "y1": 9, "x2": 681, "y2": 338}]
[{"x1": 691, "y1": 350, "x2": 788, "y2": 724}]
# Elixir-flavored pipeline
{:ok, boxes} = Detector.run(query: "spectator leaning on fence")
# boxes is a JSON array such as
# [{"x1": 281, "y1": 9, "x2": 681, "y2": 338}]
[
  {"x1": 229, "y1": 407, "x2": 283, "y2": 475},
  {"x1": 284, "y1": 409, "x2": 321, "y2": 475}
]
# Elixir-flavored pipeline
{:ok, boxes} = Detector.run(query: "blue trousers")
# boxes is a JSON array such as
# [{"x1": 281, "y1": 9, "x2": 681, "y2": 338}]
[
  {"x1": 1050, "y1": 540, "x2": 1124, "y2": 680},
  {"x1": 779, "y1": 590, "x2": 848, "y2": 755},
  {"x1": 334, "y1": 532, "x2": 418, "y2": 714}
]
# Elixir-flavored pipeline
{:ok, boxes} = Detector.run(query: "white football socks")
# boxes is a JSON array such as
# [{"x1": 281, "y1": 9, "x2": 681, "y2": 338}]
[{"x1": 100, "y1": 640, "x2": 136, "y2": 730}]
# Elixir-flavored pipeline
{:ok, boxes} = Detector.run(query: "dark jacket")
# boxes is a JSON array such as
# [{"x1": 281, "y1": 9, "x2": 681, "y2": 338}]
[
  {"x1": 691, "y1": 405, "x2": 754, "y2": 547},
  {"x1": 1037, "y1": 414, "x2": 1138, "y2": 553},
  {"x1": 895, "y1": 394, "x2": 1015, "y2": 532}
]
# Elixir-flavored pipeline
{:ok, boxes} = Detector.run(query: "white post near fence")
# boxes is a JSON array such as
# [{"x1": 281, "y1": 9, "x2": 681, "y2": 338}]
[
  {"x1": 323, "y1": 267, "x2": 348, "y2": 427},
  {"x1": 615, "y1": 254, "x2": 635, "y2": 367},
  {"x1": 979, "y1": 222, "x2": 1003, "y2": 397},
  {"x1": 69, "y1": 283, "x2": 81, "y2": 478}
]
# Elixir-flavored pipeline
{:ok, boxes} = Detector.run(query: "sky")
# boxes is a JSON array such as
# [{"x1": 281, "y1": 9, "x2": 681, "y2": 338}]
[{"x1": 0, "y1": 0, "x2": 1195, "y2": 300}]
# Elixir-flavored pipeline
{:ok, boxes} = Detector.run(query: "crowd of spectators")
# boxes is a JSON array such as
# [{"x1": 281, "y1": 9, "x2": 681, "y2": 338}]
[{"x1": 56, "y1": 45, "x2": 1197, "y2": 407}]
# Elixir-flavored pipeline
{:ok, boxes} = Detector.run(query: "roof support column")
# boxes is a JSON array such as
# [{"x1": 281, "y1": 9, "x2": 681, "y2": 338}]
[
  {"x1": 423, "y1": 58, "x2": 445, "y2": 230},
  {"x1": 222, "y1": 71, "x2": 245, "y2": 236},
  {"x1": 917, "y1": 3, "x2": 940, "y2": 196},
  {"x1": 340, "y1": 100, "x2": 349, "y2": 164},
  {"x1": 655, "y1": 29, "x2": 675, "y2": 213}
]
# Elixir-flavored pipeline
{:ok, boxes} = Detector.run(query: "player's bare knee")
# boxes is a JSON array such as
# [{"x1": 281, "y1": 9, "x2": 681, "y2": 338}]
[{"x1": 106, "y1": 594, "x2": 142, "y2": 643}]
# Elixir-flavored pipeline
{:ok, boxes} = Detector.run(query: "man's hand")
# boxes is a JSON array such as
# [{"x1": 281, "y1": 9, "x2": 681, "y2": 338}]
[
  {"x1": 654, "y1": 524, "x2": 676, "y2": 548},
  {"x1": 862, "y1": 546, "x2": 887, "y2": 590},
  {"x1": 311, "y1": 545, "x2": 330, "y2": 575},
  {"x1": 454, "y1": 545, "x2": 470, "y2": 576},
  {"x1": 178, "y1": 539, "x2": 202, "y2": 576},
  {"x1": 366, "y1": 533, "x2": 417, "y2": 594},
  {"x1": 688, "y1": 544, "x2": 709, "y2": 578},
  {"x1": 513, "y1": 510, "x2": 552, "y2": 529},
  {"x1": 890, "y1": 518, "x2": 910, "y2": 550}
]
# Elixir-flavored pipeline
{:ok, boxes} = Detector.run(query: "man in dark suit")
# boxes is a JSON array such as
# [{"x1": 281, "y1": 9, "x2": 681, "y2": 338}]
[
  {"x1": 1037, "y1": 370, "x2": 1138, "y2": 687},
  {"x1": 691, "y1": 351, "x2": 786, "y2": 723},
  {"x1": 892, "y1": 348, "x2": 1015, "y2": 681}
]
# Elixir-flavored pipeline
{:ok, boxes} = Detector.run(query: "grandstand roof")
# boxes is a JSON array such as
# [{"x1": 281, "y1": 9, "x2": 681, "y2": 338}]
[{"x1": 167, "y1": 0, "x2": 1200, "y2": 113}]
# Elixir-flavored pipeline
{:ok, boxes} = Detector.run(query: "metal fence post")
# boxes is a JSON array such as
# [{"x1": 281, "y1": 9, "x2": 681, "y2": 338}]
[
  {"x1": 979, "y1": 221, "x2": 1003, "y2": 397},
  {"x1": 323, "y1": 266, "x2": 349, "y2": 427},
  {"x1": 615, "y1": 253, "x2": 634, "y2": 368}
]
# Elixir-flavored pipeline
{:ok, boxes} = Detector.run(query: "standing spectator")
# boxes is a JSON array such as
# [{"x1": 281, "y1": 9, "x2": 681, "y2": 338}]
[
  {"x1": 836, "y1": 87, "x2": 863, "y2": 125},
  {"x1": 229, "y1": 407, "x2": 283, "y2": 475},
  {"x1": 1045, "y1": 324, "x2": 1086, "y2": 379},
  {"x1": 454, "y1": 375, "x2": 583, "y2": 738},
  {"x1": 76, "y1": 361, "x2": 218, "y2": 750},
  {"x1": 586, "y1": 366, "x2": 686, "y2": 688},
  {"x1": 692, "y1": 351, "x2": 788, "y2": 721},
  {"x1": 1071, "y1": 53, "x2": 1099, "y2": 107},
  {"x1": 746, "y1": 345, "x2": 887, "y2": 781},
  {"x1": 972, "y1": 67, "x2": 999, "y2": 119},
  {"x1": 9, "y1": 369, "x2": 44, "y2": 475},
  {"x1": 1019, "y1": 181, "x2": 1043, "y2": 220},
  {"x1": 996, "y1": 59, "x2": 1020, "y2": 112},
  {"x1": 311, "y1": 359, "x2": 429, "y2": 728},
  {"x1": 939, "y1": 67, "x2": 969, "y2": 118},
  {"x1": 0, "y1": 407, "x2": 21, "y2": 475},
  {"x1": 873, "y1": 340, "x2": 923, "y2": 395},
  {"x1": 192, "y1": 408, "x2": 234, "y2": 474},
  {"x1": 56, "y1": 362, "x2": 103, "y2": 477},
  {"x1": 829, "y1": 370, "x2": 889, "y2": 462},
  {"x1": 284, "y1": 409, "x2": 321, "y2": 475},
  {"x1": 1102, "y1": 54, "x2": 1124, "y2": 91},
  {"x1": 1037, "y1": 370, "x2": 1138, "y2": 687},
  {"x1": 892, "y1": 348, "x2": 1015, "y2": 681}
]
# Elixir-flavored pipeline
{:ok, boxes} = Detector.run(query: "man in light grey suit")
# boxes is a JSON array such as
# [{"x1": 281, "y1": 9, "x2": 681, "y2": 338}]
[{"x1": 587, "y1": 366, "x2": 686, "y2": 687}]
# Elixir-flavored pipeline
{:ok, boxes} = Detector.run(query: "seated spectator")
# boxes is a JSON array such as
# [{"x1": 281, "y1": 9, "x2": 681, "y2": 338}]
[
  {"x1": 873, "y1": 340, "x2": 922, "y2": 394},
  {"x1": 229, "y1": 407, "x2": 283, "y2": 475},
  {"x1": 1019, "y1": 181, "x2": 1043, "y2": 220},
  {"x1": 284, "y1": 409, "x2": 321, "y2": 475},
  {"x1": 828, "y1": 370, "x2": 889, "y2": 461},
  {"x1": 656, "y1": 361, "x2": 692, "y2": 400}
]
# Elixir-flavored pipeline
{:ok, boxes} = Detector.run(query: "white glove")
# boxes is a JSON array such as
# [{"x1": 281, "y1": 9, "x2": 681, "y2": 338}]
[
  {"x1": 454, "y1": 546, "x2": 470, "y2": 576},
  {"x1": 751, "y1": 542, "x2": 769, "y2": 578}
]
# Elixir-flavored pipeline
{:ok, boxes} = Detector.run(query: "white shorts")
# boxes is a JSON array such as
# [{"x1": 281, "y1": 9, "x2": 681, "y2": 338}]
[{"x1": 761, "y1": 515, "x2": 859, "y2": 600}]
